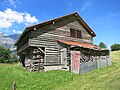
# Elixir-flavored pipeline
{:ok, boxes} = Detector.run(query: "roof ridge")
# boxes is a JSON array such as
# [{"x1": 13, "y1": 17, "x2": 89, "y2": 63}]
[{"x1": 26, "y1": 12, "x2": 78, "y2": 29}]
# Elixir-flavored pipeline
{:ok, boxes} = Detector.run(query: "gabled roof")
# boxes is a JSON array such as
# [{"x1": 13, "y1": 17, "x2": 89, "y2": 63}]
[{"x1": 15, "y1": 12, "x2": 96, "y2": 45}]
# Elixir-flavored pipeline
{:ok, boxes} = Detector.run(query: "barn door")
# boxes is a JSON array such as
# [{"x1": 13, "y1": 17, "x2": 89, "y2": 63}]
[
  {"x1": 61, "y1": 48, "x2": 67, "y2": 69},
  {"x1": 71, "y1": 51, "x2": 80, "y2": 74}
]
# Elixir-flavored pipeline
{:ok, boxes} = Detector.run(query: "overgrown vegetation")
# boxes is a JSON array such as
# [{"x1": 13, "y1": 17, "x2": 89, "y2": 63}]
[
  {"x1": 0, "y1": 51, "x2": 120, "y2": 90},
  {"x1": 0, "y1": 46, "x2": 19, "y2": 63}
]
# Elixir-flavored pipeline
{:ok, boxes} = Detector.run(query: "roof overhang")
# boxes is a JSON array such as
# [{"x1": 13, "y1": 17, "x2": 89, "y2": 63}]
[{"x1": 57, "y1": 40, "x2": 108, "y2": 51}]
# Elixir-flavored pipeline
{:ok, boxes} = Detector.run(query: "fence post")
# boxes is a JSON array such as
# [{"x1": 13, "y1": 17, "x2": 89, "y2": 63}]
[{"x1": 13, "y1": 81, "x2": 16, "y2": 90}]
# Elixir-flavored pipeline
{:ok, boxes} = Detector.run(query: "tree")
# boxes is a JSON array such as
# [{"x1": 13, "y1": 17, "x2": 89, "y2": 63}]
[
  {"x1": 0, "y1": 46, "x2": 11, "y2": 63},
  {"x1": 0, "y1": 46, "x2": 19, "y2": 63},
  {"x1": 98, "y1": 42, "x2": 107, "y2": 48},
  {"x1": 9, "y1": 54, "x2": 19, "y2": 63},
  {"x1": 111, "y1": 44, "x2": 120, "y2": 51}
]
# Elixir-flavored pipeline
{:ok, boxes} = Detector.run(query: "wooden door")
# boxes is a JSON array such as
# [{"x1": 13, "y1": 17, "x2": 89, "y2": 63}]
[
  {"x1": 71, "y1": 51, "x2": 80, "y2": 74},
  {"x1": 61, "y1": 48, "x2": 67, "y2": 69}
]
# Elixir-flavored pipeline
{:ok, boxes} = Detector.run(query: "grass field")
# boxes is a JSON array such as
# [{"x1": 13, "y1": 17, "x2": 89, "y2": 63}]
[{"x1": 0, "y1": 51, "x2": 120, "y2": 90}]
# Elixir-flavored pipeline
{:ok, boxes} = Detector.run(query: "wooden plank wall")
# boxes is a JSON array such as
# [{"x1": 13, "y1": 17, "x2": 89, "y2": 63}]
[
  {"x1": 30, "y1": 30, "x2": 60, "y2": 65},
  {"x1": 29, "y1": 16, "x2": 93, "y2": 65}
]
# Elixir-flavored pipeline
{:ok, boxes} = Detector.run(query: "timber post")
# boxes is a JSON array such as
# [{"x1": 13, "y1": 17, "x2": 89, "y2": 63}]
[{"x1": 12, "y1": 81, "x2": 16, "y2": 90}]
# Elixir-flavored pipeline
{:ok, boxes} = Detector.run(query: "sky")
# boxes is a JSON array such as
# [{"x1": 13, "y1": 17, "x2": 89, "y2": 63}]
[{"x1": 0, "y1": 0, "x2": 120, "y2": 48}]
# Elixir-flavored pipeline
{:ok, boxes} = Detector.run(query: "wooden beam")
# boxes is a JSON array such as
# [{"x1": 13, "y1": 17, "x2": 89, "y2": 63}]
[{"x1": 38, "y1": 47, "x2": 45, "y2": 54}]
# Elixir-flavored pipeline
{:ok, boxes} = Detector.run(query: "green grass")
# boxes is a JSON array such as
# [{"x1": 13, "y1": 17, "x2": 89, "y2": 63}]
[
  {"x1": 0, "y1": 51, "x2": 120, "y2": 90},
  {"x1": 0, "y1": 64, "x2": 74, "y2": 90}
]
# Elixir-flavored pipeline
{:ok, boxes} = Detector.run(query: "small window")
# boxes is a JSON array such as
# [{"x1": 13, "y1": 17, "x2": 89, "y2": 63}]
[
  {"x1": 76, "y1": 30, "x2": 82, "y2": 38},
  {"x1": 70, "y1": 28, "x2": 82, "y2": 39},
  {"x1": 70, "y1": 28, "x2": 75, "y2": 38}
]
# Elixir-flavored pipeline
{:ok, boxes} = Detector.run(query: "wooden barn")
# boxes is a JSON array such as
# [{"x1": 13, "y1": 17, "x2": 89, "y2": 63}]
[{"x1": 15, "y1": 12, "x2": 111, "y2": 73}]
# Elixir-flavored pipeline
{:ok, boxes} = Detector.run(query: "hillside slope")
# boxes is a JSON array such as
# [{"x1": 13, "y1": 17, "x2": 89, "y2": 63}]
[
  {"x1": 57, "y1": 51, "x2": 120, "y2": 90},
  {"x1": 0, "y1": 51, "x2": 120, "y2": 90}
]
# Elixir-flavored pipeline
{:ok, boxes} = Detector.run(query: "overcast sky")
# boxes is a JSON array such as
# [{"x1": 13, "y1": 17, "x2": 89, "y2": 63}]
[{"x1": 0, "y1": 0, "x2": 120, "y2": 48}]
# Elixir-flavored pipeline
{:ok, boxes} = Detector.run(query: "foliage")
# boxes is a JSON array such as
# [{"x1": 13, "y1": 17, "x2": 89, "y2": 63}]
[
  {"x1": 98, "y1": 42, "x2": 107, "y2": 48},
  {"x1": 111, "y1": 44, "x2": 120, "y2": 51},
  {"x1": 9, "y1": 54, "x2": 19, "y2": 63},
  {"x1": 0, "y1": 46, "x2": 11, "y2": 63},
  {"x1": 0, "y1": 51, "x2": 120, "y2": 90},
  {"x1": 94, "y1": 44, "x2": 97, "y2": 46},
  {"x1": 0, "y1": 46, "x2": 19, "y2": 63}
]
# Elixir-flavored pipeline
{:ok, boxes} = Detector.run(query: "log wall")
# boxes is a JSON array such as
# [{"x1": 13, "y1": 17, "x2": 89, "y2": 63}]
[{"x1": 29, "y1": 16, "x2": 93, "y2": 65}]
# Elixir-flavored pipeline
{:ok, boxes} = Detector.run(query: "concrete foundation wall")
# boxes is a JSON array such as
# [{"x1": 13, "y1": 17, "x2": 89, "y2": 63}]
[
  {"x1": 44, "y1": 66, "x2": 62, "y2": 71},
  {"x1": 44, "y1": 65, "x2": 69, "y2": 71}
]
